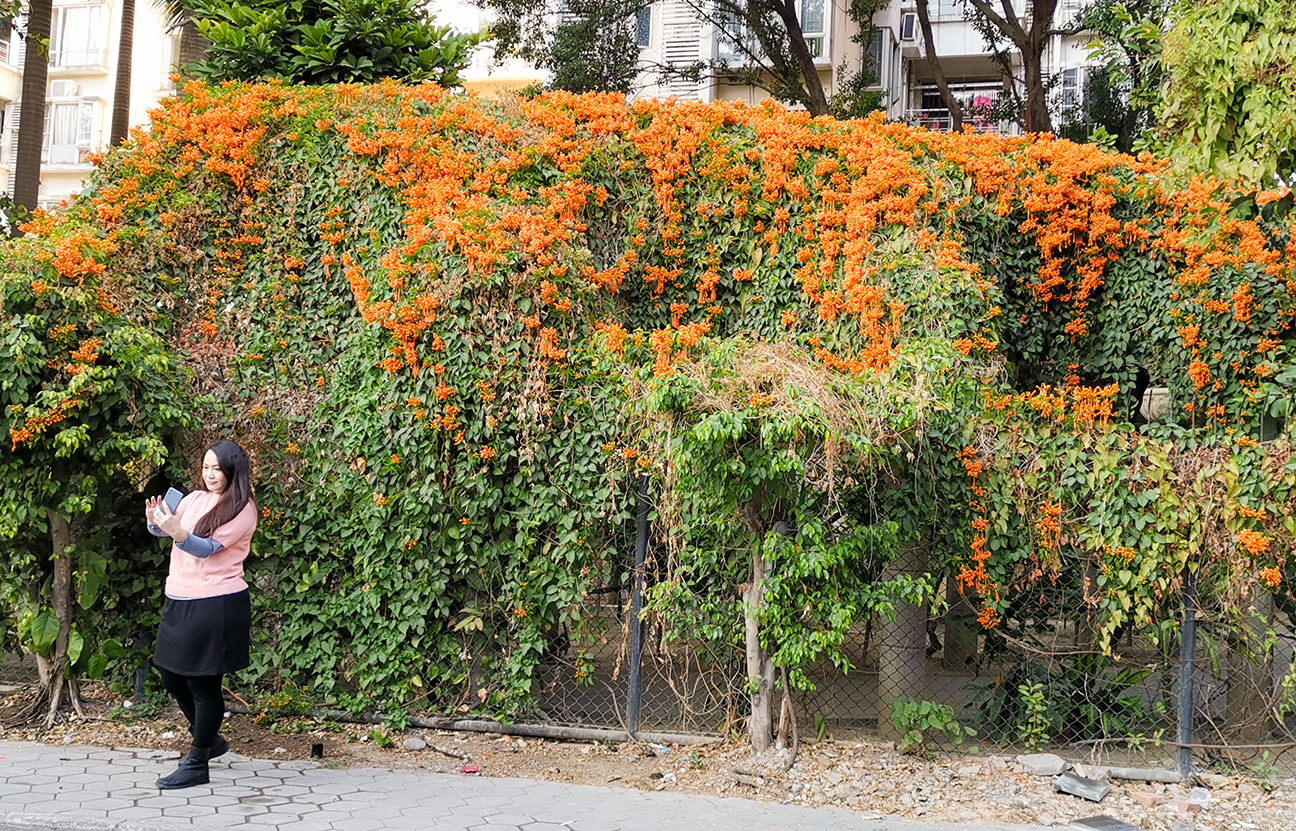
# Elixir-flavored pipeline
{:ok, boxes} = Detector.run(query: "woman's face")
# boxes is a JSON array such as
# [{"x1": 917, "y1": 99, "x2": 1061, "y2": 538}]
[{"x1": 202, "y1": 450, "x2": 228, "y2": 495}]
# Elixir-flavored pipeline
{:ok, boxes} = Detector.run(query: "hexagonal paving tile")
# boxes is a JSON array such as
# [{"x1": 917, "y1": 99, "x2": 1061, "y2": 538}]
[
  {"x1": 257, "y1": 783, "x2": 313, "y2": 797},
  {"x1": 104, "y1": 805, "x2": 167, "y2": 821},
  {"x1": 263, "y1": 800, "x2": 325, "y2": 815},
  {"x1": 164, "y1": 802, "x2": 224, "y2": 819},
  {"x1": 5, "y1": 773, "x2": 59, "y2": 786},
  {"x1": 187, "y1": 794, "x2": 239, "y2": 808},
  {"x1": 479, "y1": 811, "x2": 539, "y2": 826},
  {"x1": 216, "y1": 803, "x2": 272, "y2": 817}
]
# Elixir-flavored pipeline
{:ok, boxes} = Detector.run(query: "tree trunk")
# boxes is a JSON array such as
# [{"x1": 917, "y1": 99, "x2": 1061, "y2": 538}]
[
  {"x1": 44, "y1": 507, "x2": 73, "y2": 727},
  {"x1": 1020, "y1": 30, "x2": 1053, "y2": 134},
  {"x1": 965, "y1": 0, "x2": 1057, "y2": 134},
  {"x1": 177, "y1": 20, "x2": 210, "y2": 72},
  {"x1": 915, "y1": 0, "x2": 963, "y2": 131},
  {"x1": 774, "y1": 0, "x2": 829, "y2": 116},
  {"x1": 13, "y1": 0, "x2": 53, "y2": 216},
  {"x1": 876, "y1": 539, "x2": 929, "y2": 739},
  {"x1": 109, "y1": 0, "x2": 136, "y2": 145},
  {"x1": 744, "y1": 538, "x2": 776, "y2": 753}
]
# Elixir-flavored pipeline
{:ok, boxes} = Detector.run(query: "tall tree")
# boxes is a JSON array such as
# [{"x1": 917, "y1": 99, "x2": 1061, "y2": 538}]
[
  {"x1": 109, "y1": 0, "x2": 136, "y2": 146},
  {"x1": 964, "y1": 0, "x2": 1065, "y2": 133},
  {"x1": 545, "y1": 0, "x2": 642, "y2": 94},
  {"x1": 12, "y1": 0, "x2": 52, "y2": 216},
  {"x1": 914, "y1": 0, "x2": 963, "y2": 132},
  {"x1": 703, "y1": 0, "x2": 829, "y2": 115}
]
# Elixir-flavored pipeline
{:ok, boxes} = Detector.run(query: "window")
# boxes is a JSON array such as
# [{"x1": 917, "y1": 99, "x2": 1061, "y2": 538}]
[
  {"x1": 635, "y1": 6, "x2": 652, "y2": 48},
  {"x1": 900, "y1": 11, "x2": 917, "y2": 42},
  {"x1": 50, "y1": 3, "x2": 109, "y2": 68},
  {"x1": 0, "y1": 18, "x2": 12, "y2": 65},
  {"x1": 1060, "y1": 67, "x2": 1084, "y2": 111},
  {"x1": 800, "y1": 0, "x2": 824, "y2": 57},
  {"x1": 43, "y1": 100, "x2": 95, "y2": 165},
  {"x1": 717, "y1": 0, "x2": 829, "y2": 63},
  {"x1": 932, "y1": 0, "x2": 965, "y2": 20},
  {"x1": 160, "y1": 32, "x2": 182, "y2": 91},
  {"x1": 865, "y1": 28, "x2": 885, "y2": 89}
]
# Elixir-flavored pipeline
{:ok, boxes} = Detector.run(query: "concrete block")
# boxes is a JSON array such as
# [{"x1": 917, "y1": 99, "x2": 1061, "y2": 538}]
[
  {"x1": 1018, "y1": 753, "x2": 1070, "y2": 776},
  {"x1": 1055, "y1": 772, "x2": 1111, "y2": 802}
]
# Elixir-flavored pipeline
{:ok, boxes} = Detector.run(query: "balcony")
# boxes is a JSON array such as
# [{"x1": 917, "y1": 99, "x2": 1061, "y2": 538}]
[
  {"x1": 904, "y1": 84, "x2": 1015, "y2": 134},
  {"x1": 904, "y1": 106, "x2": 1011, "y2": 134},
  {"x1": 48, "y1": 48, "x2": 111, "y2": 76}
]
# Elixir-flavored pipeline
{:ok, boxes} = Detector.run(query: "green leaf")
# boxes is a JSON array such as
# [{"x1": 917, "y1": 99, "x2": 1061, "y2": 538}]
[
  {"x1": 86, "y1": 652, "x2": 108, "y2": 678},
  {"x1": 67, "y1": 629, "x2": 84, "y2": 666},
  {"x1": 78, "y1": 552, "x2": 107, "y2": 610},
  {"x1": 30, "y1": 610, "x2": 60, "y2": 655}
]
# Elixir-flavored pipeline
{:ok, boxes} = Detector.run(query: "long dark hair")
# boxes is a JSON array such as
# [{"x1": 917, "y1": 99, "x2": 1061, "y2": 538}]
[{"x1": 193, "y1": 440, "x2": 254, "y2": 537}]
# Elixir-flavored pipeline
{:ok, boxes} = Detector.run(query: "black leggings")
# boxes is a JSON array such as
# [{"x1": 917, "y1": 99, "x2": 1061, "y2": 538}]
[{"x1": 157, "y1": 667, "x2": 224, "y2": 749}]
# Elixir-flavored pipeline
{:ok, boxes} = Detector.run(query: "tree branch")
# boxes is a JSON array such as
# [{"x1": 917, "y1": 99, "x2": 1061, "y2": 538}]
[{"x1": 967, "y1": 0, "x2": 1028, "y2": 49}]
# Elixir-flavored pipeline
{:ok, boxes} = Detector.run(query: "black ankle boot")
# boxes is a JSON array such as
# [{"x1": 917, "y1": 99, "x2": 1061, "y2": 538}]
[
  {"x1": 189, "y1": 729, "x2": 228, "y2": 759},
  {"x1": 156, "y1": 744, "x2": 211, "y2": 789}
]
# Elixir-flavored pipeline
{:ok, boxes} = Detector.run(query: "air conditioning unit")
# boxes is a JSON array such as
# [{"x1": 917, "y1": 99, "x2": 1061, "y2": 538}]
[
  {"x1": 50, "y1": 80, "x2": 79, "y2": 98},
  {"x1": 900, "y1": 12, "x2": 918, "y2": 42}
]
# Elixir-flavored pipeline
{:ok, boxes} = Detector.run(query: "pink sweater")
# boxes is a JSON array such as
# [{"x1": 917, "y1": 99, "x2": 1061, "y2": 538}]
[{"x1": 166, "y1": 490, "x2": 258, "y2": 599}]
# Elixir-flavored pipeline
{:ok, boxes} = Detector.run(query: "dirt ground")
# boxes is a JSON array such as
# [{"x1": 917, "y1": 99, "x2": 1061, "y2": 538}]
[{"x1": 2, "y1": 681, "x2": 1294, "y2": 830}]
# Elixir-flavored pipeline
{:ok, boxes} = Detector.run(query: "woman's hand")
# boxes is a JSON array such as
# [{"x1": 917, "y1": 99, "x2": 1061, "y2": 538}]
[
  {"x1": 150, "y1": 500, "x2": 187, "y2": 542},
  {"x1": 144, "y1": 496, "x2": 162, "y2": 525}
]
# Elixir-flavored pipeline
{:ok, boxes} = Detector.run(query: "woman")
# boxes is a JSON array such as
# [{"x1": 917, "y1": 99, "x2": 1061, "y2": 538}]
[{"x1": 145, "y1": 440, "x2": 257, "y2": 789}]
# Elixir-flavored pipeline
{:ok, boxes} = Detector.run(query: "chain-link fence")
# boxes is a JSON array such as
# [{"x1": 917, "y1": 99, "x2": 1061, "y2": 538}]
[
  {"x1": 532, "y1": 568, "x2": 1296, "y2": 779},
  {"x1": 0, "y1": 650, "x2": 38, "y2": 689}
]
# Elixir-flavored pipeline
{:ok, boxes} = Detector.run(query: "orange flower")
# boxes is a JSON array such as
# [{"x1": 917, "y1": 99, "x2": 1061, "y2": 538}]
[
  {"x1": 1259, "y1": 567, "x2": 1282, "y2": 589},
  {"x1": 1237, "y1": 530, "x2": 1271, "y2": 555}
]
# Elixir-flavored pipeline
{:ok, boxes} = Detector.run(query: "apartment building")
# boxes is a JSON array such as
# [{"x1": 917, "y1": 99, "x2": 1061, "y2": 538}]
[
  {"x1": 1, "y1": 0, "x2": 180, "y2": 210},
  {"x1": 898, "y1": 0, "x2": 1093, "y2": 132}
]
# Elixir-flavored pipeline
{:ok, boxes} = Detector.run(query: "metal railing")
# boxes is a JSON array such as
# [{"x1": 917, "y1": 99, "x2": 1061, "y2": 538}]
[{"x1": 903, "y1": 106, "x2": 1012, "y2": 134}]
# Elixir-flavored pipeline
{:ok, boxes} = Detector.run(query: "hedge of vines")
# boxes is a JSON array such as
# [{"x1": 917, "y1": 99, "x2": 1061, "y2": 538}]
[{"x1": 3, "y1": 80, "x2": 1295, "y2": 718}]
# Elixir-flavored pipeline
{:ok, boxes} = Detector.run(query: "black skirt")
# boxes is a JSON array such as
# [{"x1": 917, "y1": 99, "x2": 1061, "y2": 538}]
[{"x1": 154, "y1": 590, "x2": 251, "y2": 676}]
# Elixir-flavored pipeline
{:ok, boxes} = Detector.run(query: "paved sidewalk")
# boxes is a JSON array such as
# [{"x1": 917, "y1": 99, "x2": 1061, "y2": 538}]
[{"x1": 0, "y1": 741, "x2": 1054, "y2": 831}]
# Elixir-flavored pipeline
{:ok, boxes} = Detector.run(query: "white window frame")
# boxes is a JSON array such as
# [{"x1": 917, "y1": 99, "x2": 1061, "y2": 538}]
[
  {"x1": 49, "y1": 1, "x2": 110, "y2": 70},
  {"x1": 1060, "y1": 66, "x2": 1085, "y2": 112},
  {"x1": 43, "y1": 98, "x2": 97, "y2": 166},
  {"x1": 931, "y1": 0, "x2": 967, "y2": 22},
  {"x1": 865, "y1": 28, "x2": 886, "y2": 90},
  {"x1": 635, "y1": 5, "x2": 653, "y2": 49},
  {"x1": 899, "y1": 11, "x2": 917, "y2": 42},
  {"x1": 0, "y1": 18, "x2": 13, "y2": 65},
  {"x1": 159, "y1": 31, "x2": 182, "y2": 91}
]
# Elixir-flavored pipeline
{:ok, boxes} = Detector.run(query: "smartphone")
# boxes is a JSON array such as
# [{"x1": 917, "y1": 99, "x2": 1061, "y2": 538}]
[{"x1": 164, "y1": 487, "x2": 184, "y2": 513}]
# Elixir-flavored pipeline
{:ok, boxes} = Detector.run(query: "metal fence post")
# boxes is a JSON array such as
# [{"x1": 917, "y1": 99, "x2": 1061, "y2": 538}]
[
  {"x1": 626, "y1": 474, "x2": 649, "y2": 737},
  {"x1": 1178, "y1": 567, "x2": 1198, "y2": 776}
]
